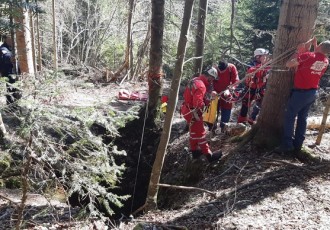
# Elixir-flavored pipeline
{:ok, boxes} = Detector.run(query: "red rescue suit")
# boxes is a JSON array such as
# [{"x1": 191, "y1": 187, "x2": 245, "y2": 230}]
[
  {"x1": 238, "y1": 64, "x2": 269, "y2": 123},
  {"x1": 213, "y1": 63, "x2": 239, "y2": 109},
  {"x1": 181, "y1": 75, "x2": 211, "y2": 154}
]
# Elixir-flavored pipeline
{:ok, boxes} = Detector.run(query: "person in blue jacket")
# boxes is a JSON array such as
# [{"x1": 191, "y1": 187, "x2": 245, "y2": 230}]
[{"x1": 0, "y1": 35, "x2": 21, "y2": 105}]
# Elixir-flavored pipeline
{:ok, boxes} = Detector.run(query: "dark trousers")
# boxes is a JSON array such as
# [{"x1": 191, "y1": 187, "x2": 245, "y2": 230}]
[
  {"x1": 281, "y1": 89, "x2": 317, "y2": 150},
  {"x1": 5, "y1": 75, "x2": 21, "y2": 104}
]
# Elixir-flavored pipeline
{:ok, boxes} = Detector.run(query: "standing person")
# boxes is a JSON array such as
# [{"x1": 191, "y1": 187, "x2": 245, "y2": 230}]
[
  {"x1": 181, "y1": 67, "x2": 222, "y2": 162},
  {"x1": 249, "y1": 48, "x2": 271, "y2": 123},
  {"x1": 278, "y1": 37, "x2": 330, "y2": 153},
  {"x1": 237, "y1": 49, "x2": 270, "y2": 124},
  {"x1": 213, "y1": 60, "x2": 239, "y2": 132},
  {"x1": 0, "y1": 35, "x2": 21, "y2": 105}
]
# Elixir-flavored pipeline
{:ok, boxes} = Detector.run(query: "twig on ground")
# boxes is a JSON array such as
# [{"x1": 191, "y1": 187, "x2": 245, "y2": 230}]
[
  {"x1": 157, "y1": 183, "x2": 216, "y2": 198},
  {"x1": 262, "y1": 157, "x2": 314, "y2": 173}
]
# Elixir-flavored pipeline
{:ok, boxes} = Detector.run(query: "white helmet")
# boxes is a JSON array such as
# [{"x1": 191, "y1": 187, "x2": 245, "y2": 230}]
[
  {"x1": 254, "y1": 48, "x2": 269, "y2": 57},
  {"x1": 206, "y1": 67, "x2": 218, "y2": 80}
]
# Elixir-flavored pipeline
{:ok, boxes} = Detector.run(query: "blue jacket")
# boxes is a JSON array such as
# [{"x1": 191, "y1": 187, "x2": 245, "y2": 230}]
[{"x1": 0, "y1": 44, "x2": 14, "y2": 79}]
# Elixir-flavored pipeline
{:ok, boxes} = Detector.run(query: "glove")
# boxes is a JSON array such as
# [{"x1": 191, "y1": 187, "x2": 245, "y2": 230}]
[
  {"x1": 223, "y1": 89, "x2": 230, "y2": 97},
  {"x1": 204, "y1": 99, "x2": 210, "y2": 107},
  {"x1": 211, "y1": 91, "x2": 218, "y2": 100}
]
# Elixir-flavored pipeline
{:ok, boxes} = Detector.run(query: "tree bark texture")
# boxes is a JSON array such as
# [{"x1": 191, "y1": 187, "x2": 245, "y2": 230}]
[
  {"x1": 254, "y1": 0, "x2": 319, "y2": 147},
  {"x1": 145, "y1": 0, "x2": 195, "y2": 211},
  {"x1": 15, "y1": 7, "x2": 34, "y2": 75},
  {"x1": 126, "y1": 0, "x2": 135, "y2": 79},
  {"x1": 148, "y1": 0, "x2": 165, "y2": 123},
  {"x1": 194, "y1": 0, "x2": 208, "y2": 74},
  {"x1": 36, "y1": 13, "x2": 42, "y2": 71},
  {"x1": 52, "y1": 0, "x2": 58, "y2": 71},
  {"x1": 30, "y1": 11, "x2": 36, "y2": 73}
]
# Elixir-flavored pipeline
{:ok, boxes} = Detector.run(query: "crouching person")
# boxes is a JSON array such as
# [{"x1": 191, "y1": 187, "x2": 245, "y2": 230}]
[{"x1": 181, "y1": 67, "x2": 222, "y2": 163}]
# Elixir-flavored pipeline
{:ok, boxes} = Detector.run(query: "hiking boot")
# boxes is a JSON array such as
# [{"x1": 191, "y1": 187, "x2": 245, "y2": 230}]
[
  {"x1": 295, "y1": 145, "x2": 314, "y2": 155},
  {"x1": 191, "y1": 150, "x2": 203, "y2": 159},
  {"x1": 206, "y1": 150, "x2": 222, "y2": 163}
]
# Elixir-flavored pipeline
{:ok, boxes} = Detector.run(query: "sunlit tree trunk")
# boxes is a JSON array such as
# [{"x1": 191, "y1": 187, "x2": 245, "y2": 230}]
[
  {"x1": 253, "y1": 0, "x2": 319, "y2": 147},
  {"x1": 194, "y1": 0, "x2": 208, "y2": 74},
  {"x1": 30, "y1": 10, "x2": 36, "y2": 73},
  {"x1": 15, "y1": 6, "x2": 34, "y2": 75},
  {"x1": 126, "y1": 0, "x2": 135, "y2": 79},
  {"x1": 145, "y1": 0, "x2": 195, "y2": 211},
  {"x1": 147, "y1": 0, "x2": 165, "y2": 124},
  {"x1": 36, "y1": 11, "x2": 42, "y2": 71},
  {"x1": 52, "y1": 0, "x2": 58, "y2": 71}
]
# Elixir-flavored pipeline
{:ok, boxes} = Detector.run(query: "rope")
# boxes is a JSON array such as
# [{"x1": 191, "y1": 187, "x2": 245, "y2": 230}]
[
  {"x1": 130, "y1": 97, "x2": 149, "y2": 214},
  {"x1": 215, "y1": 46, "x2": 297, "y2": 102}
]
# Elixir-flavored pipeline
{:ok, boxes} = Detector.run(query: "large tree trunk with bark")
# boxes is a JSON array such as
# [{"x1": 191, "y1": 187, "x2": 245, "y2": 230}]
[
  {"x1": 194, "y1": 0, "x2": 208, "y2": 74},
  {"x1": 15, "y1": 7, "x2": 34, "y2": 75},
  {"x1": 147, "y1": 0, "x2": 165, "y2": 124},
  {"x1": 144, "y1": 0, "x2": 195, "y2": 211},
  {"x1": 253, "y1": 0, "x2": 319, "y2": 147}
]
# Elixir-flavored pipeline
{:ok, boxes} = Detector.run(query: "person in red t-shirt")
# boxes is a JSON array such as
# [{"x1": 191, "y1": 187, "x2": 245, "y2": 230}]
[
  {"x1": 212, "y1": 60, "x2": 239, "y2": 132},
  {"x1": 181, "y1": 67, "x2": 222, "y2": 163},
  {"x1": 237, "y1": 49, "x2": 270, "y2": 124},
  {"x1": 277, "y1": 37, "x2": 330, "y2": 153}
]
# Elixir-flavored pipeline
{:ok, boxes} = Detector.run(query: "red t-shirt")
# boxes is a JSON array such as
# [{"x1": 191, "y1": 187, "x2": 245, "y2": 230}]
[
  {"x1": 294, "y1": 52, "x2": 329, "y2": 89},
  {"x1": 213, "y1": 64, "x2": 239, "y2": 93}
]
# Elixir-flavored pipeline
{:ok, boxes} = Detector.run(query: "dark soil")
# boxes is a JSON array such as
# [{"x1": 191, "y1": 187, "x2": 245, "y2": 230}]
[{"x1": 1, "y1": 77, "x2": 329, "y2": 229}]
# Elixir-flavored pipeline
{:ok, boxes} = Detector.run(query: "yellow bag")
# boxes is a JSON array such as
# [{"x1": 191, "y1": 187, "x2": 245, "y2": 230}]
[
  {"x1": 203, "y1": 96, "x2": 218, "y2": 124},
  {"x1": 161, "y1": 102, "x2": 167, "y2": 113}
]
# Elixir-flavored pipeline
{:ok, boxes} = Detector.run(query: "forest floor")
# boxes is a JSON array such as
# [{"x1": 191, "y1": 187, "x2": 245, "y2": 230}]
[{"x1": 0, "y1": 76, "x2": 330, "y2": 230}]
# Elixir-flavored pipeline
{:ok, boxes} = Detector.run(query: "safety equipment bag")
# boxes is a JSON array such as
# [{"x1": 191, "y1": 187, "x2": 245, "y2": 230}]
[{"x1": 203, "y1": 96, "x2": 218, "y2": 124}]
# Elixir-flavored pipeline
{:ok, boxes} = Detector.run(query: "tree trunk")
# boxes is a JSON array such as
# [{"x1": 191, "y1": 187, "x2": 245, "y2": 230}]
[
  {"x1": 254, "y1": 0, "x2": 319, "y2": 147},
  {"x1": 194, "y1": 0, "x2": 208, "y2": 74},
  {"x1": 229, "y1": 0, "x2": 235, "y2": 53},
  {"x1": 30, "y1": 11, "x2": 36, "y2": 73},
  {"x1": 15, "y1": 6, "x2": 34, "y2": 75},
  {"x1": 36, "y1": 12, "x2": 42, "y2": 71},
  {"x1": 126, "y1": 0, "x2": 135, "y2": 79},
  {"x1": 147, "y1": 0, "x2": 165, "y2": 124},
  {"x1": 52, "y1": 0, "x2": 58, "y2": 72},
  {"x1": 144, "y1": 0, "x2": 195, "y2": 211}
]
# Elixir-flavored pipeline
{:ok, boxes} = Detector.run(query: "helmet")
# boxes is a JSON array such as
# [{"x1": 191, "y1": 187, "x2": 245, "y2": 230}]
[
  {"x1": 206, "y1": 67, "x2": 218, "y2": 80},
  {"x1": 254, "y1": 48, "x2": 269, "y2": 57}
]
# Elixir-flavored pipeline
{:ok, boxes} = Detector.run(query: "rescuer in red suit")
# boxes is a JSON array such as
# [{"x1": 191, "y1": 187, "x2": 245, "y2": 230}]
[{"x1": 181, "y1": 67, "x2": 222, "y2": 163}]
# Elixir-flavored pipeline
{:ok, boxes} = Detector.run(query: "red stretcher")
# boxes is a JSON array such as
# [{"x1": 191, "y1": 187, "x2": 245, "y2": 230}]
[{"x1": 118, "y1": 89, "x2": 148, "y2": 101}]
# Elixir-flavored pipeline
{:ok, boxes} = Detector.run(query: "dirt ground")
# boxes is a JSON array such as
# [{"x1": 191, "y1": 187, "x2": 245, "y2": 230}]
[
  {"x1": 114, "y1": 80, "x2": 330, "y2": 230},
  {"x1": 1, "y1": 78, "x2": 330, "y2": 229}
]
